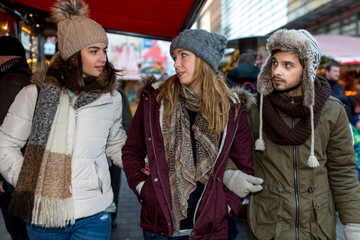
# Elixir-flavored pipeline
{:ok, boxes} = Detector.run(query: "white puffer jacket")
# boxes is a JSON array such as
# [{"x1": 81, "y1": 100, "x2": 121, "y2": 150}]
[{"x1": 0, "y1": 84, "x2": 127, "y2": 220}]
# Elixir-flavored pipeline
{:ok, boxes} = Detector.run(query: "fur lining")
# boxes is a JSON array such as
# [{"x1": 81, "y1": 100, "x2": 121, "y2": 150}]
[
  {"x1": 31, "y1": 61, "x2": 50, "y2": 87},
  {"x1": 232, "y1": 87, "x2": 257, "y2": 110},
  {"x1": 136, "y1": 74, "x2": 159, "y2": 100}
]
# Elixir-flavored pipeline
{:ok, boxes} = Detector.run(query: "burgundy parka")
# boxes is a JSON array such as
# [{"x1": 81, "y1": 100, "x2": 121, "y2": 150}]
[{"x1": 122, "y1": 78, "x2": 254, "y2": 239}]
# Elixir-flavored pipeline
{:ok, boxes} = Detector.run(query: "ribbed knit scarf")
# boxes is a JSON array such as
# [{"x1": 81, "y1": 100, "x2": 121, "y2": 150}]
[
  {"x1": 162, "y1": 85, "x2": 218, "y2": 234},
  {"x1": 10, "y1": 82, "x2": 101, "y2": 227},
  {"x1": 261, "y1": 76, "x2": 331, "y2": 145},
  {"x1": 0, "y1": 58, "x2": 21, "y2": 72}
]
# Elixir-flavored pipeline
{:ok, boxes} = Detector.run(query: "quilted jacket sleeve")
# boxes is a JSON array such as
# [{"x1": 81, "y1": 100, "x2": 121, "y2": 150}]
[
  {"x1": 0, "y1": 84, "x2": 37, "y2": 186},
  {"x1": 106, "y1": 91, "x2": 127, "y2": 168}
]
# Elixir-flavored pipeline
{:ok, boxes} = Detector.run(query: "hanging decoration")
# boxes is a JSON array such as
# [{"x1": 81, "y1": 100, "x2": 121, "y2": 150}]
[{"x1": 223, "y1": 49, "x2": 240, "y2": 73}]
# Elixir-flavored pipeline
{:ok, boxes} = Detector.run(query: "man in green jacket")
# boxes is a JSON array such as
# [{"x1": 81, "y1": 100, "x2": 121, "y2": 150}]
[{"x1": 224, "y1": 29, "x2": 360, "y2": 239}]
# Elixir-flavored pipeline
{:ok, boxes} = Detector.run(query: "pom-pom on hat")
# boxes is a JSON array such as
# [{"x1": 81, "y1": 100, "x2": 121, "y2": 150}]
[
  {"x1": 51, "y1": 0, "x2": 108, "y2": 61},
  {"x1": 170, "y1": 29, "x2": 227, "y2": 71},
  {"x1": 0, "y1": 36, "x2": 26, "y2": 59}
]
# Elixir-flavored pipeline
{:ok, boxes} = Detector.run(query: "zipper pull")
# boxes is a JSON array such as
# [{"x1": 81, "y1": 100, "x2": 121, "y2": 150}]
[{"x1": 291, "y1": 98, "x2": 295, "y2": 105}]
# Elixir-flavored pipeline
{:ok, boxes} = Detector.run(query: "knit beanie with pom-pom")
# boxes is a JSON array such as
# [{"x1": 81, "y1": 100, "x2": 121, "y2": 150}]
[{"x1": 51, "y1": 0, "x2": 108, "y2": 61}]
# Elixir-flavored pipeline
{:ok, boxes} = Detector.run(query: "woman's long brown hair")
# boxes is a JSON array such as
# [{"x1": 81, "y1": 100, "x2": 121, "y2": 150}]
[
  {"x1": 156, "y1": 57, "x2": 239, "y2": 139},
  {"x1": 48, "y1": 51, "x2": 119, "y2": 93}
]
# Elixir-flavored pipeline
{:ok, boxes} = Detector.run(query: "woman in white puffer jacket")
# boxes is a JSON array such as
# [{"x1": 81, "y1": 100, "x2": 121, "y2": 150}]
[{"x1": 0, "y1": 0, "x2": 126, "y2": 239}]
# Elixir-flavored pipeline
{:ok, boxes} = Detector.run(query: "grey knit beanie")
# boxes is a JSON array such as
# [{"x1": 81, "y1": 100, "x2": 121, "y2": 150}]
[
  {"x1": 170, "y1": 29, "x2": 227, "y2": 71},
  {"x1": 255, "y1": 29, "x2": 322, "y2": 168},
  {"x1": 51, "y1": 0, "x2": 108, "y2": 61}
]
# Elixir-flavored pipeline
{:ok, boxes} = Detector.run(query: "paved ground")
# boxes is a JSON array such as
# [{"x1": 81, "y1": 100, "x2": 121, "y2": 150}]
[
  {"x1": 0, "y1": 170, "x2": 346, "y2": 240},
  {"x1": 110, "y1": 170, "x2": 142, "y2": 240}
]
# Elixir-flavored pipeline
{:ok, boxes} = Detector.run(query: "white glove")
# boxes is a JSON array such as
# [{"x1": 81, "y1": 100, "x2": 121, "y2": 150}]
[
  {"x1": 344, "y1": 223, "x2": 360, "y2": 240},
  {"x1": 223, "y1": 170, "x2": 263, "y2": 198}
]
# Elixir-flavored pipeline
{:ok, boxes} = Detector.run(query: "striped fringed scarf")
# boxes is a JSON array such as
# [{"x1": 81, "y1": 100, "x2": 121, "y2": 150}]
[
  {"x1": 163, "y1": 85, "x2": 218, "y2": 234},
  {"x1": 10, "y1": 83, "x2": 101, "y2": 227}
]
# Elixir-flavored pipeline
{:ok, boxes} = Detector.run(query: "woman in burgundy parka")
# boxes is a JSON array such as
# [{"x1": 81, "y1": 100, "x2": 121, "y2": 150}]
[{"x1": 122, "y1": 29, "x2": 262, "y2": 240}]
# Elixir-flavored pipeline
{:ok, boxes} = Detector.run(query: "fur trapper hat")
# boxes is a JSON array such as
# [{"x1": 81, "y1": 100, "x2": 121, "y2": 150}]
[
  {"x1": 51, "y1": 0, "x2": 108, "y2": 61},
  {"x1": 255, "y1": 29, "x2": 322, "y2": 168},
  {"x1": 257, "y1": 29, "x2": 321, "y2": 107},
  {"x1": 170, "y1": 29, "x2": 227, "y2": 71}
]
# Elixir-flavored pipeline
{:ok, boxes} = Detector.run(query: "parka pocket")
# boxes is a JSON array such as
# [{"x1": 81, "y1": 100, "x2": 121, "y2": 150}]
[
  {"x1": 311, "y1": 192, "x2": 336, "y2": 239},
  {"x1": 139, "y1": 177, "x2": 168, "y2": 229},
  {"x1": 249, "y1": 194, "x2": 280, "y2": 239},
  {"x1": 139, "y1": 176, "x2": 151, "y2": 200}
]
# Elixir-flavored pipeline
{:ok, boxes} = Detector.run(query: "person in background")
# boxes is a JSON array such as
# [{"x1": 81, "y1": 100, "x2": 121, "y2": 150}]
[
  {"x1": 226, "y1": 52, "x2": 260, "y2": 93},
  {"x1": 0, "y1": 0, "x2": 127, "y2": 239},
  {"x1": 352, "y1": 80, "x2": 360, "y2": 115},
  {"x1": 352, "y1": 114, "x2": 360, "y2": 182},
  {"x1": 324, "y1": 61, "x2": 355, "y2": 123},
  {"x1": 122, "y1": 29, "x2": 262, "y2": 239},
  {"x1": 224, "y1": 29, "x2": 360, "y2": 239},
  {"x1": 0, "y1": 36, "x2": 31, "y2": 240},
  {"x1": 325, "y1": 61, "x2": 343, "y2": 95}
]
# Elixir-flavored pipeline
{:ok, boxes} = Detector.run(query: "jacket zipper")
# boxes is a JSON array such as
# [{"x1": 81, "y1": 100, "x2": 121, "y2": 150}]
[
  {"x1": 191, "y1": 108, "x2": 244, "y2": 236},
  {"x1": 145, "y1": 90, "x2": 173, "y2": 233},
  {"x1": 69, "y1": 110, "x2": 78, "y2": 194},
  {"x1": 71, "y1": 111, "x2": 78, "y2": 156},
  {"x1": 71, "y1": 96, "x2": 109, "y2": 195},
  {"x1": 291, "y1": 98, "x2": 300, "y2": 240},
  {"x1": 72, "y1": 110, "x2": 103, "y2": 194}
]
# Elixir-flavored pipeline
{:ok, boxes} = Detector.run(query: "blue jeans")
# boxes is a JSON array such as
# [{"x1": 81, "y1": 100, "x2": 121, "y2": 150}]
[
  {"x1": 27, "y1": 212, "x2": 111, "y2": 240},
  {"x1": 143, "y1": 229, "x2": 190, "y2": 240}
]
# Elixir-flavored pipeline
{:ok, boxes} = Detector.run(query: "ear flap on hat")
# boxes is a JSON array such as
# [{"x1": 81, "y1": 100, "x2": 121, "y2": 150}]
[
  {"x1": 257, "y1": 54, "x2": 274, "y2": 96},
  {"x1": 301, "y1": 48, "x2": 315, "y2": 107}
]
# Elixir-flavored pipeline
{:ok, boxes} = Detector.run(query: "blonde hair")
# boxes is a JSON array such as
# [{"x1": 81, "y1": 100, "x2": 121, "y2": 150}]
[{"x1": 156, "y1": 57, "x2": 239, "y2": 139}]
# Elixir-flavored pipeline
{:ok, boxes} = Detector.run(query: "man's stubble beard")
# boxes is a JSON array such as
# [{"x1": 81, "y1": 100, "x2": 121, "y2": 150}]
[{"x1": 272, "y1": 76, "x2": 303, "y2": 94}]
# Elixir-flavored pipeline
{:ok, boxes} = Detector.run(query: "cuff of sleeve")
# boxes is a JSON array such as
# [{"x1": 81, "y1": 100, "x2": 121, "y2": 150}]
[
  {"x1": 136, "y1": 181, "x2": 145, "y2": 195},
  {"x1": 224, "y1": 187, "x2": 243, "y2": 218}
]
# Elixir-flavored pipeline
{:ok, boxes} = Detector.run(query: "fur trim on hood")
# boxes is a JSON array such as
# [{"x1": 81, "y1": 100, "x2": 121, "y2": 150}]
[
  {"x1": 136, "y1": 74, "x2": 160, "y2": 101},
  {"x1": 231, "y1": 86, "x2": 257, "y2": 110},
  {"x1": 31, "y1": 59, "x2": 50, "y2": 87}
]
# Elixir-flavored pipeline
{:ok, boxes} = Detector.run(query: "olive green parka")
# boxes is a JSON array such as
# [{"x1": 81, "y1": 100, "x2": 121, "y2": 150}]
[{"x1": 247, "y1": 94, "x2": 360, "y2": 240}]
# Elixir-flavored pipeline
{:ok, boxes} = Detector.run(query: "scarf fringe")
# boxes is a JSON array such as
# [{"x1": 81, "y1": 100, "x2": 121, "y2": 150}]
[{"x1": 32, "y1": 195, "x2": 75, "y2": 227}]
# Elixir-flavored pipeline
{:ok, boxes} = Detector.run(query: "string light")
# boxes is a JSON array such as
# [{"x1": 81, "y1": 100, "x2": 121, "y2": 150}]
[
  {"x1": 1, "y1": 24, "x2": 8, "y2": 31},
  {"x1": 223, "y1": 49, "x2": 240, "y2": 73},
  {"x1": 22, "y1": 26, "x2": 31, "y2": 34}
]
